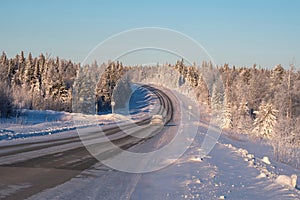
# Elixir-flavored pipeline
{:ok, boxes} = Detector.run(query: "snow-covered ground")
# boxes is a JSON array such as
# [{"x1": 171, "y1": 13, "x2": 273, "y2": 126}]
[
  {"x1": 23, "y1": 88, "x2": 300, "y2": 200},
  {"x1": 25, "y1": 126, "x2": 300, "y2": 200},
  {"x1": 0, "y1": 85, "x2": 299, "y2": 199},
  {"x1": 0, "y1": 85, "x2": 159, "y2": 141},
  {"x1": 25, "y1": 131, "x2": 300, "y2": 200},
  {"x1": 0, "y1": 110, "x2": 126, "y2": 140}
]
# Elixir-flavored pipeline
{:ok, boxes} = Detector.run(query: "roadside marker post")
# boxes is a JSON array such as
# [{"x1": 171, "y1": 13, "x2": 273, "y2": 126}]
[{"x1": 111, "y1": 101, "x2": 116, "y2": 114}]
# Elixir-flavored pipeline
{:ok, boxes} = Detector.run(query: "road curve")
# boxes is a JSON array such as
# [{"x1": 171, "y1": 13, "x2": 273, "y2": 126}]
[{"x1": 0, "y1": 84, "x2": 175, "y2": 200}]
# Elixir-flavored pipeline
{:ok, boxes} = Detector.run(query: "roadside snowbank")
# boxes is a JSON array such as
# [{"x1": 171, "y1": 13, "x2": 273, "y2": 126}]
[{"x1": 0, "y1": 85, "x2": 159, "y2": 141}]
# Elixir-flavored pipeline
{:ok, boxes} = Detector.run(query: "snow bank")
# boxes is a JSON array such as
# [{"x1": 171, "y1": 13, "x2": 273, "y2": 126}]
[
  {"x1": 0, "y1": 110, "x2": 133, "y2": 141},
  {"x1": 275, "y1": 174, "x2": 297, "y2": 188}
]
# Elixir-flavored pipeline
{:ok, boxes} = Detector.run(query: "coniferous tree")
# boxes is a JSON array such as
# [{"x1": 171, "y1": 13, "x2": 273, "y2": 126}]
[
  {"x1": 252, "y1": 102, "x2": 278, "y2": 138},
  {"x1": 211, "y1": 82, "x2": 224, "y2": 127},
  {"x1": 222, "y1": 88, "x2": 233, "y2": 129},
  {"x1": 0, "y1": 82, "x2": 13, "y2": 117}
]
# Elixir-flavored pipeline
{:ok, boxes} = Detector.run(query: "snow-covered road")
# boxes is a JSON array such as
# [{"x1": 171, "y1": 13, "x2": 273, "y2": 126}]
[
  {"x1": 0, "y1": 85, "x2": 173, "y2": 199},
  {"x1": 27, "y1": 124, "x2": 300, "y2": 200},
  {"x1": 1, "y1": 85, "x2": 300, "y2": 200}
]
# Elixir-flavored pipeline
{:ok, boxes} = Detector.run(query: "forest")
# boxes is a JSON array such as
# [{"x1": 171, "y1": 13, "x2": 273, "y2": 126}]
[{"x1": 0, "y1": 52, "x2": 299, "y2": 166}]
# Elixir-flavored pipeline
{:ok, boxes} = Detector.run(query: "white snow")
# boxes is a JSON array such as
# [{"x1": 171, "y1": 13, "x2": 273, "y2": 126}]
[
  {"x1": 25, "y1": 87, "x2": 300, "y2": 200},
  {"x1": 0, "y1": 85, "x2": 299, "y2": 199},
  {"x1": 276, "y1": 174, "x2": 298, "y2": 188},
  {"x1": 0, "y1": 85, "x2": 159, "y2": 142},
  {"x1": 0, "y1": 110, "x2": 127, "y2": 140},
  {"x1": 262, "y1": 156, "x2": 271, "y2": 165}
]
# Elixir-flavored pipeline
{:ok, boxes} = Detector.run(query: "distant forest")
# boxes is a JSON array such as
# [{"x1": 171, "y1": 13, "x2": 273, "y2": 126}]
[
  {"x1": 1, "y1": 52, "x2": 300, "y2": 166},
  {"x1": 0, "y1": 51, "x2": 128, "y2": 116}
]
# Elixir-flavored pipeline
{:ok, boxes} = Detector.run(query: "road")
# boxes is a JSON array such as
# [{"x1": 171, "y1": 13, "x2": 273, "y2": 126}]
[
  {"x1": 2, "y1": 85, "x2": 300, "y2": 200},
  {"x1": 0, "y1": 85, "x2": 178, "y2": 200}
]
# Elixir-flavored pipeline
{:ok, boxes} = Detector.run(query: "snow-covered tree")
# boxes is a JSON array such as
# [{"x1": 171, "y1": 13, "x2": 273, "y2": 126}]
[
  {"x1": 252, "y1": 102, "x2": 278, "y2": 138},
  {"x1": 23, "y1": 52, "x2": 34, "y2": 87},
  {"x1": 222, "y1": 88, "x2": 233, "y2": 129},
  {"x1": 211, "y1": 82, "x2": 225, "y2": 127},
  {"x1": 73, "y1": 65, "x2": 99, "y2": 114},
  {"x1": 112, "y1": 73, "x2": 132, "y2": 111},
  {"x1": 0, "y1": 82, "x2": 13, "y2": 117}
]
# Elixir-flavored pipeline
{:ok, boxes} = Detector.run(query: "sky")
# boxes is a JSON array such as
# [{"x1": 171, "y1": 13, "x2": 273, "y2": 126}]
[{"x1": 0, "y1": 0, "x2": 299, "y2": 68}]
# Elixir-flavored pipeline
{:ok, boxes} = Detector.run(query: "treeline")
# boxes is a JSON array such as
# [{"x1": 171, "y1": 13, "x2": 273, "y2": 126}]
[
  {"x1": 171, "y1": 61, "x2": 300, "y2": 165},
  {"x1": 72, "y1": 61, "x2": 130, "y2": 114},
  {"x1": 0, "y1": 51, "x2": 78, "y2": 115},
  {"x1": 126, "y1": 60, "x2": 300, "y2": 166},
  {"x1": 0, "y1": 52, "x2": 128, "y2": 116},
  {"x1": 1, "y1": 51, "x2": 299, "y2": 165}
]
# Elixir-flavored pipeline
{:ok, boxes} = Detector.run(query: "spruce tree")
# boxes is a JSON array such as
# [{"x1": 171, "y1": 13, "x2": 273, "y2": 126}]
[
  {"x1": 252, "y1": 102, "x2": 278, "y2": 138},
  {"x1": 222, "y1": 88, "x2": 233, "y2": 129}
]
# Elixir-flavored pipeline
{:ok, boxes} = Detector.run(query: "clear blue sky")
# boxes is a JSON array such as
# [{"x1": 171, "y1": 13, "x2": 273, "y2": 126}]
[{"x1": 1, "y1": 0, "x2": 299, "y2": 68}]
